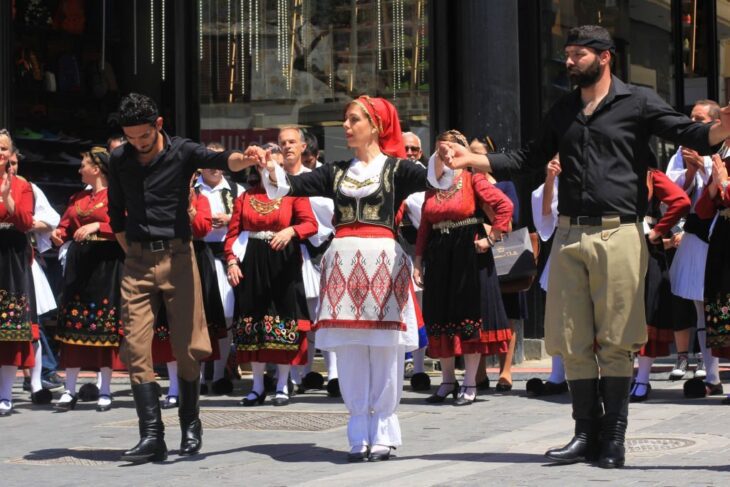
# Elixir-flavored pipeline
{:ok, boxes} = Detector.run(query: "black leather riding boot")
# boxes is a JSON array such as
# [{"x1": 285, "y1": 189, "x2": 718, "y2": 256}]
[
  {"x1": 598, "y1": 376, "x2": 632, "y2": 469},
  {"x1": 545, "y1": 378, "x2": 603, "y2": 464},
  {"x1": 178, "y1": 376, "x2": 203, "y2": 456},
  {"x1": 121, "y1": 382, "x2": 168, "y2": 463}
]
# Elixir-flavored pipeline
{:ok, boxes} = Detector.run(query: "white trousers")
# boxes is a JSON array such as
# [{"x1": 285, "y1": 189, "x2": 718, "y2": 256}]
[{"x1": 335, "y1": 344, "x2": 405, "y2": 448}]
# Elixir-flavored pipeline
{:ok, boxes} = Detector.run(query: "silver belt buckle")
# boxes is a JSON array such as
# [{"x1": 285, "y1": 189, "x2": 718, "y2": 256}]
[{"x1": 150, "y1": 240, "x2": 166, "y2": 252}]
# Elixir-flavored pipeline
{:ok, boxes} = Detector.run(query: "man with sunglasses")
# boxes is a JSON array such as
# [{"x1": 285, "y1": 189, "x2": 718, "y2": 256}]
[
  {"x1": 108, "y1": 93, "x2": 254, "y2": 463},
  {"x1": 403, "y1": 132, "x2": 424, "y2": 164}
]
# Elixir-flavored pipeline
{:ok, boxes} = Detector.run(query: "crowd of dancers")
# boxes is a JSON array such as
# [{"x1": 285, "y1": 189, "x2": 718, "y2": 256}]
[{"x1": 3, "y1": 26, "x2": 730, "y2": 466}]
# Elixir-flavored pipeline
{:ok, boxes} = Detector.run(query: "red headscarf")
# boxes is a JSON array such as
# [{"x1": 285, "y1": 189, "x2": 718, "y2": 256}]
[{"x1": 351, "y1": 96, "x2": 406, "y2": 159}]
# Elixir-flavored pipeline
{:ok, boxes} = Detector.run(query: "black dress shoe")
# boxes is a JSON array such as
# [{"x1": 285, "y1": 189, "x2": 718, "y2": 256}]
[
  {"x1": 326, "y1": 378, "x2": 341, "y2": 398},
  {"x1": 426, "y1": 381, "x2": 459, "y2": 403},
  {"x1": 54, "y1": 392, "x2": 79, "y2": 411},
  {"x1": 161, "y1": 395, "x2": 179, "y2": 409},
  {"x1": 240, "y1": 390, "x2": 266, "y2": 407},
  {"x1": 347, "y1": 447, "x2": 369, "y2": 462},
  {"x1": 453, "y1": 385, "x2": 477, "y2": 406},
  {"x1": 271, "y1": 391, "x2": 290, "y2": 406},
  {"x1": 96, "y1": 394, "x2": 113, "y2": 412},
  {"x1": 368, "y1": 447, "x2": 394, "y2": 462},
  {"x1": 495, "y1": 380, "x2": 512, "y2": 392},
  {"x1": 31, "y1": 388, "x2": 53, "y2": 405}
]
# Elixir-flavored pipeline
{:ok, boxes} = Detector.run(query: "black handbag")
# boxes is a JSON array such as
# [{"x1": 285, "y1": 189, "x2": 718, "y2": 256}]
[{"x1": 492, "y1": 227, "x2": 538, "y2": 293}]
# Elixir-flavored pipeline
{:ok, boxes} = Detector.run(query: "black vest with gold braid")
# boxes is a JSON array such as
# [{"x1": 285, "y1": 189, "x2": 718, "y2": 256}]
[{"x1": 331, "y1": 157, "x2": 398, "y2": 231}]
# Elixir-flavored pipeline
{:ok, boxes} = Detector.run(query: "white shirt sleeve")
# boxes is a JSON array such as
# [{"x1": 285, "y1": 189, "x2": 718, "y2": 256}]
[
  {"x1": 32, "y1": 184, "x2": 61, "y2": 254},
  {"x1": 531, "y1": 178, "x2": 559, "y2": 242},
  {"x1": 261, "y1": 164, "x2": 291, "y2": 200},
  {"x1": 426, "y1": 153, "x2": 454, "y2": 190}
]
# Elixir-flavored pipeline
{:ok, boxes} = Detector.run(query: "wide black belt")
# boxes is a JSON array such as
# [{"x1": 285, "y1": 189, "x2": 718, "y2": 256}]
[
  {"x1": 133, "y1": 238, "x2": 188, "y2": 252},
  {"x1": 568, "y1": 215, "x2": 641, "y2": 226}
]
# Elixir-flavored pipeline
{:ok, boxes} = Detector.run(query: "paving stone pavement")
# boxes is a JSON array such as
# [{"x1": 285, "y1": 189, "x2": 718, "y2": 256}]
[{"x1": 2, "y1": 364, "x2": 730, "y2": 487}]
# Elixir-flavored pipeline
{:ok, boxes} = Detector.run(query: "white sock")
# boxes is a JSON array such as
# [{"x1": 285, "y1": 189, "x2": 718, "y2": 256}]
[
  {"x1": 695, "y1": 301, "x2": 721, "y2": 385},
  {"x1": 64, "y1": 368, "x2": 80, "y2": 395},
  {"x1": 167, "y1": 362, "x2": 179, "y2": 397},
  {"x1": 412, "y1": 347, "x2": 426, "y2": 374},
  {"x1": 96, "y1": 371, "x2": 102, "y2": 388},
  {"x1": 636, "y1": 356, "x2": 653, "y2": 384},
  {"x1": 632, "y1": 356, "x2": 654, "y2": 396},
  {"x1": 324, "y1": 350, "x2": 338, "y2": 380},
  {"x1": 276, "y1": 364, "x2": 290, "y2": 395},
  {"x1": 30, "y1": 340, "x2": 43, "y2": 393},
  {"x1": 548, "y1": 355, "x2": 566, "y2": 383},
  {"x1": 250, "y1": 362, "x2": 265, "y2": 396},
  {"x1": 213, "y1": 334, "x2": 232, "y2": 382},
  {"x1": 290, "y1": 365, "x2": 304, "y2": 385},
  {"x1": 0, "y1": 366, "x2": 17, "y2": 401},
  {"x1": 99, "y1": 367, "x2": 112, "y2": 397}
]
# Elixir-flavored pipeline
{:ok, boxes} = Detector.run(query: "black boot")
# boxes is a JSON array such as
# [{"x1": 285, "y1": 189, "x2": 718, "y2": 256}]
[
  {"x1": 545, "y1": 379, "x2": 602, "y2": 464},
  {"x1": 598, "y1": 376, "x2": 631, "y2": 469},
  {"x1": 178, "y1": 377, "x2": 203, "y2": 456},
  {"x1": 121, "y1": 382, "x2": 168, "y2": 463}
]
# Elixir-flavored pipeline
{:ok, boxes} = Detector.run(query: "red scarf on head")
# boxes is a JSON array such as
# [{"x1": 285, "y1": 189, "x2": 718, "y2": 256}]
[{"x1": 352, "y1": 96, "x2": 406, "y2": 159}]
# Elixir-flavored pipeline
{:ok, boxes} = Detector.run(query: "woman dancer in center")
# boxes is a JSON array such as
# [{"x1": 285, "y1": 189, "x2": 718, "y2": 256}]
[
  {"x1": 254, "y1": 96, "x2": 452, "y2": 462},
  {"x1": 413, "y1": 130, "x2": 513, "y2": 405}
]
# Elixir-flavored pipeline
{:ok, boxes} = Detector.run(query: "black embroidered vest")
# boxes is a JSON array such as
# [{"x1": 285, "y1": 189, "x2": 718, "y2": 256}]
[{"x1": 332, "y1": 158, "x2": 399, "y2": 230}]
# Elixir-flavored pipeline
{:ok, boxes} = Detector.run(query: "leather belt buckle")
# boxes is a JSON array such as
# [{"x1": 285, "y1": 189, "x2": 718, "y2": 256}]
[
  {"x1": 148, "y1": 240, "x2": 168, "y2": 253},
  {"x1": 574, "y1": 216, "x2": 595, "y2": 226}
]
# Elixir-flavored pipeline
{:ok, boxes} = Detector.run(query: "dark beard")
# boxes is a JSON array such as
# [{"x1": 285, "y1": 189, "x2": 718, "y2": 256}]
[{"x1": 568, "y1": 58, "x2": 601, "y2": 88}]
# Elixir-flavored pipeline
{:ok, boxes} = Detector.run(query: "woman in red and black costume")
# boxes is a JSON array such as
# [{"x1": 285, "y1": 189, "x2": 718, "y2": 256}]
[
  {"x1": 50, "y1": 147, "x2": 126, "y2": 412},
  {"x1": 413, "y1": 130, "x2": 513, "y2": 406},
  {"x1": 0, "y1": 129, "x2": 36, "y2": 417},
  {"x1": 253, "y1": 96, "x2": 453, "y2": 462},
  {"x1": 630, "y1": 168, "x2": 691, "y2": 402},
  {"x1": 224, "y1": 175, "x2": 317, "y2": 407},
  {"x1": 694, "y1": 152, "x2": 730, "y2": 399},
  {"x1": 153, "y1": 186, "x2": 215, "y2": 409}
]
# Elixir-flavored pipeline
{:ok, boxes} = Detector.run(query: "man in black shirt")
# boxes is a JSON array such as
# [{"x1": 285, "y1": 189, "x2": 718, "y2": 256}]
[
  {"x1": 441, "y1": 26, "x2": 730, "y2": 469},
  {"x1": 108, "y1": 93, "x2": 254, "y2": 463}
]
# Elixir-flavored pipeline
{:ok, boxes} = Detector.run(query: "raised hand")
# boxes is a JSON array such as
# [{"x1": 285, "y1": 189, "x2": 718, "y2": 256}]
[{"x1": 546, "y1": 157, "x2": 561, "y2": 180}]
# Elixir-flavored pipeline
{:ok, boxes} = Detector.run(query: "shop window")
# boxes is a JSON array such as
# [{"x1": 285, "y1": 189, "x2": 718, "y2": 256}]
[
  {"x1": 11, "y1": 0, "x2": 173, "y2": 214},
  {"x1": 681, "y1": 0, "x2": 709, "y2": 106},
  {"x1": 716, "y1": 2, "x2": 730, "y2": 104},
  {"x1": 197, "y1": 0, "x2": 430, "y2": 162}
]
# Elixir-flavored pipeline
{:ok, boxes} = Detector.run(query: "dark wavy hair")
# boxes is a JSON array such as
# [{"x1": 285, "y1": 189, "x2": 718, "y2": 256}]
[{"x1": 114, "y1": 93, "x2": 159, "y2": 127}]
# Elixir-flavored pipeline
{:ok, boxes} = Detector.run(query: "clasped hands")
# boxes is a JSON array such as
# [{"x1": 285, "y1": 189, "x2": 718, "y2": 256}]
[{"x1": 242, "y1": 146, "x2": 278, "y2": 179}]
